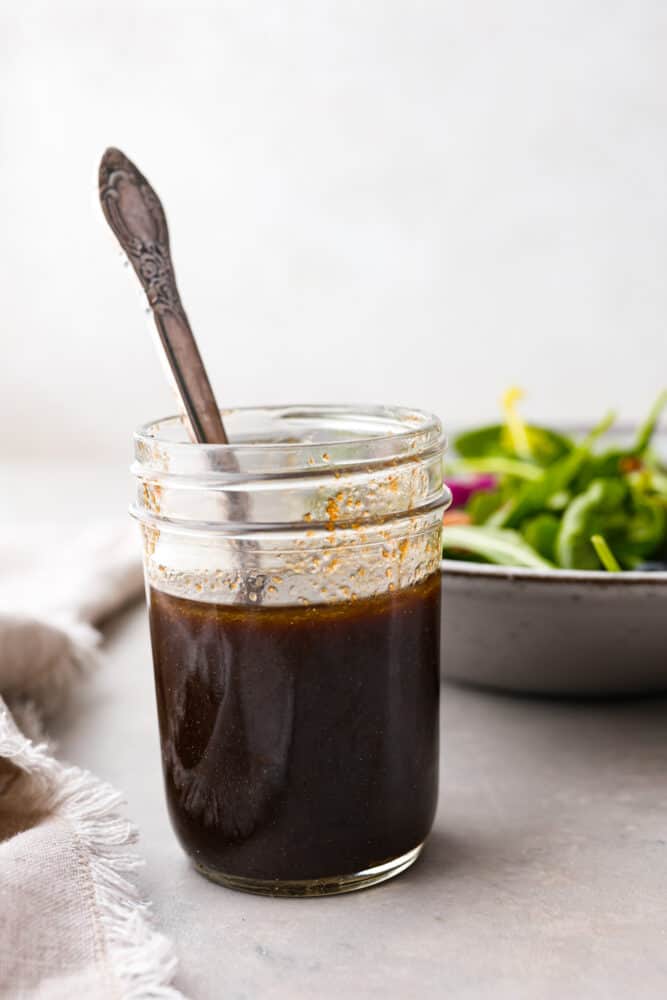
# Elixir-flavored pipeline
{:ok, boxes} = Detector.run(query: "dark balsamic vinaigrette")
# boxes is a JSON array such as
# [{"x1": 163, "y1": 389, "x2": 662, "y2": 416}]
[{"x1": 148, "y1": 573, "x2": 440, "y2": 882}]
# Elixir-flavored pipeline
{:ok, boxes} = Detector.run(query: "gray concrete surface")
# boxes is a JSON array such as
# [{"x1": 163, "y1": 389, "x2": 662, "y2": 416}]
[{"x1": 8, "y1": 464, "x2": 667, "y2": 998}]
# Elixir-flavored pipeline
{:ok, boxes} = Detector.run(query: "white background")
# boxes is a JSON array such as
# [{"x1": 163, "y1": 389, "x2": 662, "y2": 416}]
[{"x1": 2, "y1": 1, "x2": 666, "y2": 462}]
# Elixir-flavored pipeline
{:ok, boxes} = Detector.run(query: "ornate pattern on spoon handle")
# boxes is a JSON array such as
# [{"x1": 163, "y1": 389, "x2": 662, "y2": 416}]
[{"x1": 99, "y1": 147, "x2": 228, "y2": 444}]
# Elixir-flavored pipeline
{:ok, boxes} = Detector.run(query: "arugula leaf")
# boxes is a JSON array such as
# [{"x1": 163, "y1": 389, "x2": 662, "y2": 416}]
[
  {"x1": 520, "y1": 513, "x2": 560, "y2": 562},
  {"x1": 578, "y1": 391, "x2": 667, "y2": 485},
  {"x1": 454, "y1": 424, "x2": 573, "y2": 466},
  {"x1": 467, "y1": 489, "x2": 504, "y2": 524},
  {"x1": 615, "y1": 492, "x2": 666, "y2": 566},
  {"x1": 634, "y1": 389, "x2": 667, "y2": 454},
  {"x1": 590, "y1": 534, "x2": 622, "y2": 572},
  {"x1": 498, "y1": 412, "x2": 615, "y2": 530},
  {"x1": 442, "y1": 524, "x2": 554, "y2": 569},
  {"x1": 448, "y1": 456, "x2": 542, "y2": 481},
  {"x1": 556, "y1": 479, "x2": 627, "y2": 569}
]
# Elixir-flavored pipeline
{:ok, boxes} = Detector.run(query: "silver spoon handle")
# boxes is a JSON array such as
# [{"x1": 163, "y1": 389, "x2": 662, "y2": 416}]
[{"x1": 98, "y1": 147, "x2": 228, "y2": 444}]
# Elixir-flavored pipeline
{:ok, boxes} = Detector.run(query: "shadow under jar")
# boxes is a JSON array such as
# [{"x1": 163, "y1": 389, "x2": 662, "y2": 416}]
[{"x1": 132, "y1": 405, "x2": 450, "y2": 896}]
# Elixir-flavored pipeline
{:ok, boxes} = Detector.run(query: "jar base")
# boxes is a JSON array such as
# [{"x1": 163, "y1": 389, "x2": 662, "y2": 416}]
[{"x1": 193, "y1": 844, "x2": 423, "y2": 897}]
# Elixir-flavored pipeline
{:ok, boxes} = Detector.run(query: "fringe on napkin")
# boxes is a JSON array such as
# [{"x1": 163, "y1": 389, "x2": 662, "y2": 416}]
[
  {"x1": 0, "y1": 704, "x2": 181, "y2": 999},
  {"x1": 0, "y1": 523, "x2": 184, "y2": 1000}
]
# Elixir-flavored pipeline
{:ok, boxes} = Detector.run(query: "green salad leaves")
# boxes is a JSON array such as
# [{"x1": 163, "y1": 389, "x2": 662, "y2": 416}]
[{"x1": 443, "y1": 389, "x2": 667, "y2": 572}]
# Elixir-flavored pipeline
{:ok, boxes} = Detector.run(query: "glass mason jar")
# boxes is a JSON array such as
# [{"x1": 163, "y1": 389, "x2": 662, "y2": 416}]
[{"x1": 132, "y1": 405, "x2": 449, "y2": 896}]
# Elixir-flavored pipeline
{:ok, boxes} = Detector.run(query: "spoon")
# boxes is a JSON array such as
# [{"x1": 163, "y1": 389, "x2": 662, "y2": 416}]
[{"x1": 98, "y1": 147, "x2": 228, "y2": 445}]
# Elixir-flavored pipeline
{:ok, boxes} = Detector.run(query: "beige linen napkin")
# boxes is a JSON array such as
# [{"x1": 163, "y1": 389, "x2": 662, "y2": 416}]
[{"x1": 0, "y1": 524, "x2": 183, "y2": 999}]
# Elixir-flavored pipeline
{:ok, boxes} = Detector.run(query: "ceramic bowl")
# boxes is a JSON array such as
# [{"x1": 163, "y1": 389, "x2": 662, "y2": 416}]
[{"x1": 440, "y1": 560, "x2": 667, "y2": 696}]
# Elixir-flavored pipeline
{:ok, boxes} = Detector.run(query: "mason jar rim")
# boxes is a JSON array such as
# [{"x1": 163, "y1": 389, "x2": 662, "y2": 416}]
[
  {"x1": 133, "y1": 404, "x2": 446, "y2": 481},
  {"x1": 136, "y1": 403, "x2": 443, "y2": 449}
]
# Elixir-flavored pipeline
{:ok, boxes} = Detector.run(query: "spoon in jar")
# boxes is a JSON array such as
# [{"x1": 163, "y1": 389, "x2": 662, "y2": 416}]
[
  {"x1": 99, "y1": 147, "x2": 262, "y2": 600},
  {"x1": 98, "y1": 147, "x2": 228, "y2": 445}
]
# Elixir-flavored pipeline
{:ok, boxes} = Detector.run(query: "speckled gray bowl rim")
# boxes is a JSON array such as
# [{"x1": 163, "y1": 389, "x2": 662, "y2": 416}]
[{"x1": 440, "y1": 559, "x2": 667, "y2": 586}]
